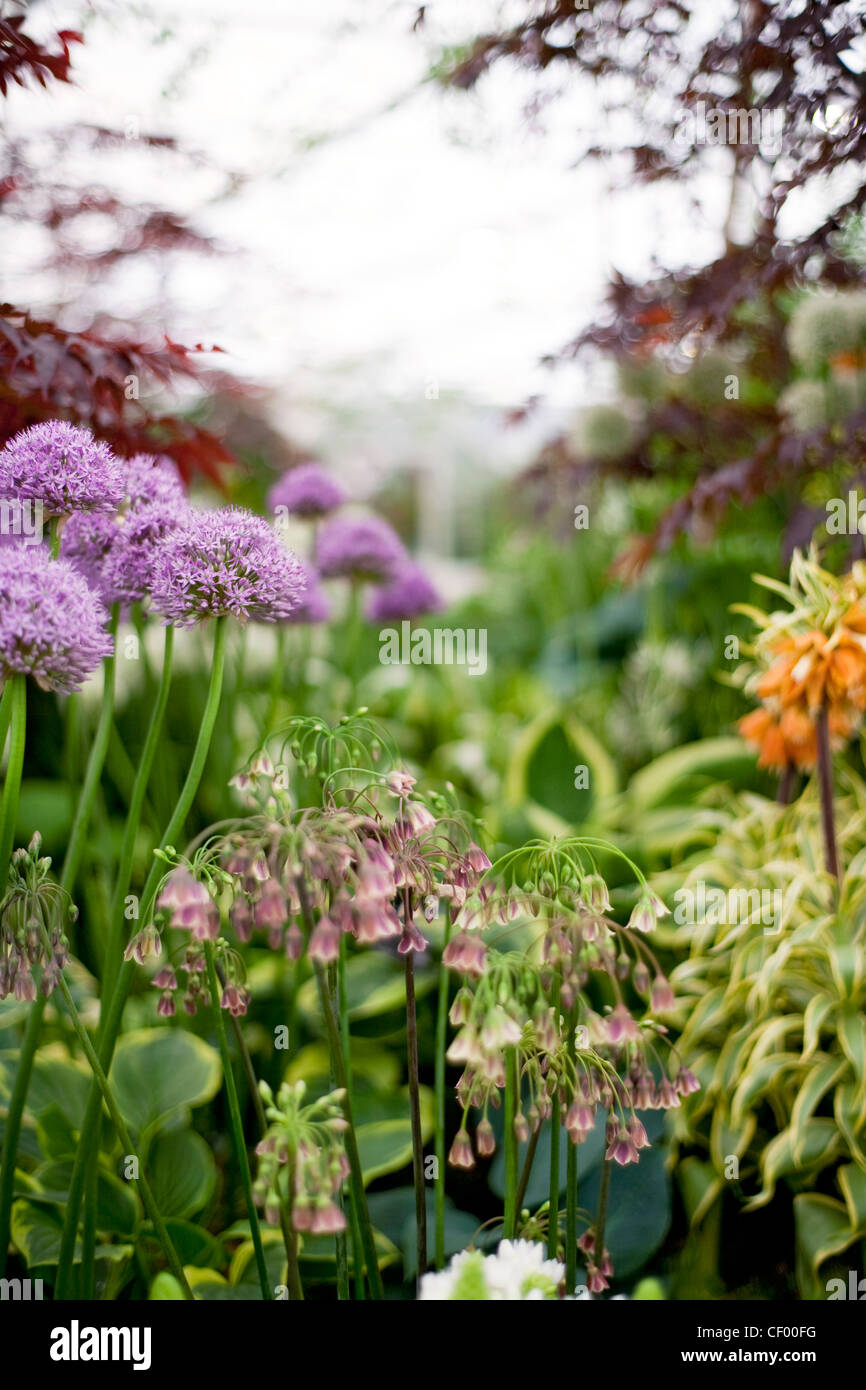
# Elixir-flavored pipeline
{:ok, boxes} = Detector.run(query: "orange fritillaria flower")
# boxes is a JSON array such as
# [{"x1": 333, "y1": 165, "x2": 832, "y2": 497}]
[
  {"x1": 757, "y1": 622, "x2": 866, "y2": 714},
  {"x1": 740, "y1": 699, "x2": 855, "y2": 771}
]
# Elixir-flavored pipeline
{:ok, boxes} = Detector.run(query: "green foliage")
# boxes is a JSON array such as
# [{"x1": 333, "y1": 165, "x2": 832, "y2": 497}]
[{"x1": 668, "y1": 776, "x2": 866, "y2": 1293}]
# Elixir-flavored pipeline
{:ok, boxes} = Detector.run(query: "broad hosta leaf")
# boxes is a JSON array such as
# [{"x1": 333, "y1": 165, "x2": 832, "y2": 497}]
[
  {"x1": 10, "y1": 1198, "x2": 132, "y2": 1269},
  {"x1": 228, "y1": 1229, "x2": 286, "y2": 1292},
  {"x1": 161, "y1": 1220, "x2": 222, "y2": 1269},
  {"x1": 627, "y1": 738, "x2": 754, "y2": 812},
  {"x1": 149, "y1": 1272, "x2": 186, "y2": 1300},
  {"x1": 148, "y1": 1129, "x2": 216, "y2": 1220},
  {"x1": 27, "y1": 1055, "x2": 91, "y2": 1130},
  {"x1": 365, "y1": 1187, "x2": 480, "y2": 1279},
  {"x1": 579, "y1": 1143, "x2": 672, "y2": 1279},
  {"x1": 487, "y1": 1105, "x2": 665, "y2": 1202},
  {"x1": 503, "y1": 707, "x2": 618, "y2": 828},
  {"x1": 34, "y1": 1103, "x2": 79, "y2": 1160},
  {"x1": 109, "y1": 1030, "x2": 221, "y2": 1137},
  {"x1": 33, "y1": 1159, "x2": 140, "y2": 1236},
  {"x1": 285, "y1": 1039, "x2": 400, "y2": 1093},
  {"x1": 357, "y1": 1108, "x2": 433, "y2": 1186},
  {"x1": 295, "y1": 1226, "x2": 399, "y2": 1282},
  {"x1": 296, "y1": 950, "x2": 435, "y2": 1031}
]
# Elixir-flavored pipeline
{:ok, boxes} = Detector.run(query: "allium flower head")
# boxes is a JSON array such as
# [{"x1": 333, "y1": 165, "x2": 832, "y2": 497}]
[
  {"x1": 57, "y1": 511, "x2": 118, "y2": 599},
  {"x1": 316, "y1": 513, "x2": 406, "y2": 584},
  {"x1": 284, "y1": 562, "x2": 331, "y2": 625},
  {"x1": 125, "y1": 453, "x2": 186, "y2": 509},
  {"x1": 0, "y1": 546, "x2": 114, "y2": 693},
  {"x1": 268, "y1": 463, "x2": 346, "y2": 519},
  {"x1": 0, "y1": 421, "x2": 124, "y2": 516},
  {"x1": 150, "y1": 506, "x2": 307, "y2": 626},
  {"x1": 61, "y1": 454, "x2": 188, "y2": 607},
  {"x1": 366, "y1": 561, "x2": 442, "y2": 622}
]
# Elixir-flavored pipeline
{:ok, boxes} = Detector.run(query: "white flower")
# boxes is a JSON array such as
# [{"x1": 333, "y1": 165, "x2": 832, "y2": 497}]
[{"x1": 418, "y1": 1240, "x2": 564, "y2": 1301}]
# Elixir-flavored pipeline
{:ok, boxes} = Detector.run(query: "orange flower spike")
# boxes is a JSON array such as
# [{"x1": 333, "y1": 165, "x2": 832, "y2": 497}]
[
  {"x1": 778, "y1": 705, "x2": 818, "y2": 768},
  {"x1": 841, "y1": 602, "x2": 866, "y2": 635}
]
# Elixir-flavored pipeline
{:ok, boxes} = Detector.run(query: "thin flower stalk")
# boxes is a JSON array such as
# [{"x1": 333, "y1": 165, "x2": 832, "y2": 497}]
[
  {"x1": 55, "y1": 617, "x2": 229, "y2": 1297},
  {"x1": 0, "y1": 602, "x2": 118, "y2": 1279},
  {"x1": 434, "y1": 912, "x2": 453, "y2": 1269},
  {"x1": 503, "y1": 1047, "x2": 519, "y2": 1240},
  {"x1": 203, "y1": 938, "x2": 270, "y2": 1300}
]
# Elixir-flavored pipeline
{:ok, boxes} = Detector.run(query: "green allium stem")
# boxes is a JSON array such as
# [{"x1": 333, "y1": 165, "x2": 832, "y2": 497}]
[
  {"x1": 0, "y1": 675, "x2": 27, "y2": 1278},
  {"x1": 265, "y1": 625, "x2": 287, "y2": 734},
  {"x1": 101, "y1": 625, "x2": 175, "y2": 1003},
  {"x1": 203, "y1": 940, "x2": 270, "y2": 1301},
  {"x1": 312, "y1": 959, "x2": 384, "y2": 1300},
  {"x1": 547, "y1": 976, "x2": 561, "y2": 1260},
  {"x1": 0, "y1": 675, "x2": 27, "y2": 903},
  {"x1": 503, "y1": 1047, "x2": 519, "y2": 1239},
  {"x1": 405, "y1": 943, "x2": 427, "y2": 1279},
  {"x1": 327, "y1": 958, "x2": 350, "y2": 1301},
  {"x1": 1, "y1": 613, "x2": 118, "y2": 1283},
  {"x1": 336, "y1": 937, "x2": 365, "y2": 1299},
  {"x1": 49, "y1": 956, "x2": 193, "y2": 1299},
  {"x1": 62, "y1": 607, "x2": 120, "y2": 898},
  {"x1": 565, "y1": 1004, "x2": 579, "y2": 1293},
  {"x1": 595, "y1": 1154, "x2": 612, "y2": 1281},
  {"x1": 226, "y1": 1007, "x2": 303, "y2": 1302},
  {"x1": 55, "y1": 617, "x2": 227, "y2": 1299},
  {"x1": 0, "y1": 678, "x2": 16, "y2": 772},
  {"x1": 514, "y1": 1117, "x2": 542, "y2": 1219},
  {"x1": 434, "y1": 912, "x2": 453, "y2": 1269}
]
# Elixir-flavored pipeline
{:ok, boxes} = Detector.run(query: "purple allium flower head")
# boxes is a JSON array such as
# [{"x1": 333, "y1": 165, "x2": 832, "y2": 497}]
[
  {"x1": 150, "y1": 506, "x2": 307, "y2": 627},
  {"x1": 316, "y1": 514, "x2": 406, "y2": 584},
  {"x1": 102, "y1": 498, "x2": 190, "y2": 609},
  {"x1": 125, "y1": 453, "x2": 186, "y2": 508},
  {"x1": 366, "y1": 561, "x2": 442, "y2": 622},
  {"x1": 0, "y1": 421, "x2": 124, "y2": 517},
  {"x1": 284, "y1": 562, "x2": 331, "y2": 625},
  {"x1": 61, "y1": 454, "x2": 189, "y2": 606},
  {"x1": 0, "y1": 545, "x2": 114, "y2": 692},
  {"x1": 57, "y1": 511, "x2": 118, "y2": 599},
  {"x1": 267, "y1": 463, "x2": 346, "y2": 519}
]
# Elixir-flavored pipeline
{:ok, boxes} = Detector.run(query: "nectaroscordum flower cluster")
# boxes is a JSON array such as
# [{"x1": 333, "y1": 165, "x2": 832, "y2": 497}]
[
  {"x1": 442, "y1": 840, "x2": 695, "y2": 1292},
  {"x1": 253, "y1": 1079, "x2": 350, "y2": 1235},
  {"x1": 0, "y1": 833, "x2": 74, "y2": 1000},
  {"x1": 139, "y1": 746, "x2": 492, "y2": 1017},
  {"x1": 736, "y1": 549, "x2": 866, "y2": 772}
]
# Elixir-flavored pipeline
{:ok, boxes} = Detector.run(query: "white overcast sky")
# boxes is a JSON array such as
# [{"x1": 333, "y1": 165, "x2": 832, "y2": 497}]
[{"x1": 2, "y1": 0, "x2": 749, "y2": 421}]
